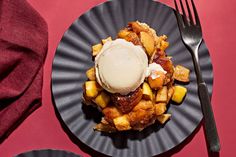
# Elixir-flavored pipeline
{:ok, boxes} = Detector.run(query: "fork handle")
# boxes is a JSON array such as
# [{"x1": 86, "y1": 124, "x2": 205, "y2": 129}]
[{"x1": 198, "y1": 82, "x2": 220, "y2": 152}]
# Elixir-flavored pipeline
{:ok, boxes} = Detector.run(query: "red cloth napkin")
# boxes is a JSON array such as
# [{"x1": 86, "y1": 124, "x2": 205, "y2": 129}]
[{"x1": 0, "y1": 0, "x2": 48, "y2": 142}]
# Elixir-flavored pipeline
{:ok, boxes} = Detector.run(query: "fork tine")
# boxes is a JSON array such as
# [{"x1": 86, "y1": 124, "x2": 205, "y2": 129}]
[
  {"x1": 174, "y1": 0, "x2": 185, "y2": 28},
  {"x1": 191, "y1": 0, "x2": 201, "y2": 26},
  {"x1": 179, "y1": 0, "x2": 188, "y2": 24},
  {"x1": 185, "y1": 0, "x2": 194, "y2": 24}
]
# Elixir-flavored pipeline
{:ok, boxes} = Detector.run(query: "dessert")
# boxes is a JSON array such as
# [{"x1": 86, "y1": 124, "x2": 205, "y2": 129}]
[{"x1": 83, "y1": 21, "x2": 190, "y2": 132}]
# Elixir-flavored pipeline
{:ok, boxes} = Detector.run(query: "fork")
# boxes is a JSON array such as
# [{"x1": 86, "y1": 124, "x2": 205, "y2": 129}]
[{"x1": 174, "y1": 0, "x2": 220, "y2": 152}]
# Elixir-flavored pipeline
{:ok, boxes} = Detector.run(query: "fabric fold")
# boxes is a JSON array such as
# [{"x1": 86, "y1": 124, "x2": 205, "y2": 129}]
[{"x1": 0, "y1": 0, "x2": 48, "y2": 142}]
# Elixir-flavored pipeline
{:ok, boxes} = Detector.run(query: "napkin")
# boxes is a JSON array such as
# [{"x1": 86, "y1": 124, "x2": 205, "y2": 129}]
[{"x1": 0, "y1": 0, "x2": 48, "y2": 142}]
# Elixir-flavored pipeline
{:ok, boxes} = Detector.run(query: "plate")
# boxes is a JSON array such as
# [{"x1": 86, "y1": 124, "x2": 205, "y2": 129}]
[
  {"x1": 15, "y1": 149, "x2": 81, "y2": 157},
  {"x1": 51, "y1": 0, "x2": 213, "y2": 156}
]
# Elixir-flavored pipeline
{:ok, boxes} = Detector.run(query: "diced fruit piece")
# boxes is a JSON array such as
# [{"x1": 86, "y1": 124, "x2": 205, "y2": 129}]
[
  {"x1": 140, "y1": 31, "x2": 155, "y2": 56},
  {"x1": 167, "y1": 86, "x2": 175, "y2": 103},
  {"x1": 160, "y1": 40, "x2": 169, "y2": 51},
  {"x1": 94, "y1": 92, "x2": 110, "y2": 108},
  {"x1": 92, "y1": 43, "x2": 103, "y2": 56},
  {"x1": 86, "y1": 67, "x2": 96, "y2": 81},
  {"x1": 148, "y1": 72, "x2": 165, "y2": 89},
  {"x1": 156, "y1": 86, "x2": 168, "y2": 103},
  {"x1": 85, "y1": 81, "x2": 102, "y2": 98},
  {"x1": 102, "y1": 106, "x2": 122, "y2": 124},
  {"x1": 113, "y1": 115, "x2": 131, "y2": 131},
  {"x1": 173, "y1": 65, "x2": 190, "y2": 82},
  {"x1": 156, "y1": 35, "x2": 168, "y2": 49},
  {"x1": 123, "y1": 32, "x2": 141, "y2": 45},
  {"x1": 155, "y1": 103, "x2": 167, "y2": 116},
  {"x1": 157, "y1": 114, "x2": 171, "y2": 124},
  {"x1": 128, "y1": 21, "x2": 147, "y2": 33},
  {"x1": 171, "y1": 85, "x2": 187, "y2": 103},
  {"x1": 142, "y1": 82, "x2": 153, "y2": 100},
  {"x1": 102, "y1": 36, "x2": 112, "y2": 44},
  {"x1": 117, "y1": 29, "x2": 131, "y2": 38}
]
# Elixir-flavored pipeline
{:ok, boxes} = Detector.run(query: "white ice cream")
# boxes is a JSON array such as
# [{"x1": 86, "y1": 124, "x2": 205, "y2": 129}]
[{"x1": 95, "y1": 39, "x2": 148, "y2": 95}]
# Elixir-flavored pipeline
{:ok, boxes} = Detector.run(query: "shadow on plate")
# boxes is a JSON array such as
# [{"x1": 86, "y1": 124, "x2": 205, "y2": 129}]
[{"x1": 81, "y1": 102, "x2": 164, "y2": 149}]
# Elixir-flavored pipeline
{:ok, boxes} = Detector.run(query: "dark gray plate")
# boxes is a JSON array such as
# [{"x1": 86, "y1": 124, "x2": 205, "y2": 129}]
[
  {"x1": 51, "y1": 0, "x2": 213, "y2": 156},
  {"x1": 15, "y1": 149, "x2": 81, "y2": 157}
]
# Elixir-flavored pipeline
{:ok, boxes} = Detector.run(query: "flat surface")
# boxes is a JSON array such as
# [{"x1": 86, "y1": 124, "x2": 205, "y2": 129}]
[
  {"x1": 0, "y1": 0, "x2": 235, "y2": 157},
  {"x1": 51, "y1": 0, "x2": 213, "y2": 156}
]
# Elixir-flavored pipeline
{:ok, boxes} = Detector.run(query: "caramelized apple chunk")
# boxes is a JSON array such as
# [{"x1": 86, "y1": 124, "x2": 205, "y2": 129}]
[
  {"x1": 171, "y1": 85, "x2": 187, "y2": 104},
  {"x1": 148, "y1": 72, "x2": 165, "y2": 90},
  {"x1": 157, "y1": 114, "x2": 171, "y2": 124},
  {"x1": 156, "y1": 86, "x2": 168, "y2": 103},
  {"x1": 128, "y1": 21, "x2": 148, "y2": 33},
  {"x1": 142, "y1": 82, "x2": 153, "y2": 101},
  {"x1": 86, "y1": 67, "x2": 96, "y2": 81},
  {"x1": 155, "y1": 103, "x2": 167, "y2": 116},
  {"x1": 140, "y1": 31, "x2": 155, "y2": 57},
  {"x1": 173, "y1": 65, "x2": 190, "y2": 82},
  {"x1": 102, "y1": 36, "x2": 112, "y2": 44},
  {"x1": 123, "y1": 32, "x2": 142, "y2": 45},
  {"x1": 85, "y1": 81, "x2": 102, "y2": 98},
  {"x1": 113, "y1": 115, "x2": 131, "y2": 131},
  {"x1": 102, "y1": 106, "x2": 122, "y2": 124},
  {"x1": 117, "y1": 28, "x2": 131, "y2": 38},
  {"x1": 94, "y1": 91, "x2": 110, "y2": 108},
  {"x1": 92, "y1": 43, "x2": 103, "y2": 56}
]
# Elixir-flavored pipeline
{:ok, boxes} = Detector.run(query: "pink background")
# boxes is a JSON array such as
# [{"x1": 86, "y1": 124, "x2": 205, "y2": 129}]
[{"x1": 0, "y1": 0, "x2": 235, "y2": 157}]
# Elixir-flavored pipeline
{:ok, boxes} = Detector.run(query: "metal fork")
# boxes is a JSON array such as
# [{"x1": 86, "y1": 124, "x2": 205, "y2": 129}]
[{"x1": 174, "y1": 0, "x2": 220, "y2": 152}]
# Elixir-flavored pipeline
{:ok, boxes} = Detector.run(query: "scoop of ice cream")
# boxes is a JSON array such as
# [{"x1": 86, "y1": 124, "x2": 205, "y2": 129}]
[{"x1": 95, "y1": 39, "x2": 148, "y2": 95}]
